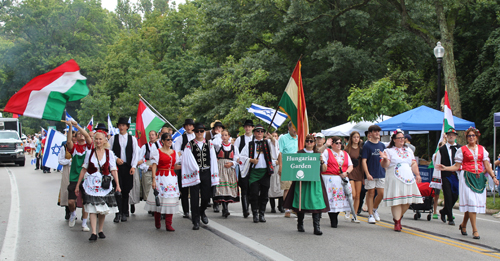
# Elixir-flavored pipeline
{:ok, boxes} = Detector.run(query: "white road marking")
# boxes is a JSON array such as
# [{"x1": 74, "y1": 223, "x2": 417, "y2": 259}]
[{"x1": 0, "y1": 168, "x2": 20, "y2": 260}]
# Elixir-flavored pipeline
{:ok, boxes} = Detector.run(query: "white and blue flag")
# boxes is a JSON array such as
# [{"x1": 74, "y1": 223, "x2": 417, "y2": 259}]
[
  {"x1": 107, "y1": 114, "x2": 119, "y2": 136},
  {"x1": 247, "y1": 103, "x2": 288, "y2": 130},
  {"x1": 65, "y1": 112, "x2": 82, "y2": 131},
  {"x1": 172, "y1": 127, "x2": 185, "y2": 143},
  {"x1": 42, "y1": 129, "x2": 65, "y2": 170}
]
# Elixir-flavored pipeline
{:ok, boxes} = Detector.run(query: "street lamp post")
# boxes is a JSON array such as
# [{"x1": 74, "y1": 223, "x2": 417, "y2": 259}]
[{"x1": 434, "y1": 42, "x2": 445, "y2": 110}]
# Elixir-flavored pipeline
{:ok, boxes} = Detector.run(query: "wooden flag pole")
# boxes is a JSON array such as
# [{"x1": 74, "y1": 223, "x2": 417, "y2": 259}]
[{"x1": 138, "y1": 94, "x2": 179, "y2": 133}]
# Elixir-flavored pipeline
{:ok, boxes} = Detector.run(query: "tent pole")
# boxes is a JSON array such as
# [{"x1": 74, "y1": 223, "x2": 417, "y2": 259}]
[
  {"x1": 494, "y1": 116, "x2": 496, "y2": 203},
  {"x1": 427, "y1": 133, "x2": 430, "y2": 162}
]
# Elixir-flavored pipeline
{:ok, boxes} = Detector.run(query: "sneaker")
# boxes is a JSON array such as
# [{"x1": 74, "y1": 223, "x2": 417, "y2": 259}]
[
  {"x1": 284, "y1": 211, "x2": 291, "y2": 218},
  {"x1": 373, "y1": 209, "x2": 380, "y2": 222},
  {"x1": 69, "y1": 216, "x2": 76, "y2": 228},
  {"x1": 368, "y1": 215, "x2": 376, "y2": 224},
  {"x1": 344, "y1": 212, "x2": 351, "y2": 221},
  {"x1": 82, "y1": 226, "x2": 90, "y2": 232},
  {"x1": 493, "y1": 212, "x2": 500, "y2": 218},
  {"x1": 352, "y1": 217, "x2": 360, "y2": 223}
]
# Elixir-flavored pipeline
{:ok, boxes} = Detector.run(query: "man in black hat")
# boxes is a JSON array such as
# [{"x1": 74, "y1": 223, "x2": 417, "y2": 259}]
[
  {"x1": 239, "y1": 124, "x2": 277, "y2": 223},
  {"x1": 181, "y1": 123, "x2": 218, "y2": 230},
  {"x1": 109, "y1": 117, "x2": 139, "y2": 222},
  {"x1": 205, "y1": 120, "x2": 224, "y2": 212},
  {"x1": 234, "y1": 119, "x2": 254, "y2": 218},
  {"x1": 173, "y1": 119, "x2": 196, "y2": 218},
  {"x1": 433, "y1": 128, "x2": 460, "y2": 225}
]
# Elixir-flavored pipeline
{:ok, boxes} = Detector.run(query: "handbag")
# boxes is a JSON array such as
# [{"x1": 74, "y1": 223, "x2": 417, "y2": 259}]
[
  {"x1": 95, "y1": 149, "x2": 111, "y2": 189},
  {"x1": 153, "y1": 189, "x2": 161, "y2": 206}
]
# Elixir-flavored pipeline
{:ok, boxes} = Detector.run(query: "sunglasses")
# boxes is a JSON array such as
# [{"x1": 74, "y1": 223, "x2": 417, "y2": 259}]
[
  {"x1": 195, "y1": 130, "x2": 205, "y2": 133},
  {"x1": 254, "y1": 130, "x2": 265, "y2": 133},
  {"x1": 163, "y1": 139, "x2": 173, "y2": 141},
  {"x1": 305, "y1": 140, "x2": 315, "y2": 143},
  {"x1": 467, "y1": 135, "x2": 476, "y2": 138},
  {"x1": 334, "y1": 142, "x2": 342, "y2": 145},
  {"x1": 395, "y1": 137, "x2": 405, "y2": 140}
]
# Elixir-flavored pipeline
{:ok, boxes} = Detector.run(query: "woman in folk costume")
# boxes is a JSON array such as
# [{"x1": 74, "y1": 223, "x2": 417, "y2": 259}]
[
  {"x1": 378, "y1": 129, "x2": 423, "y2": 232},
  {"x1": 283, "y1": 134, "x2": 329, "y2": 235},
  {"x1": 213, "y1": 129, "x2": 240, "y2": 217},
  {"x1": 75, "y1": 130, "x2": 121, "y2": 241},
  {"x1": 58, "y1": 142, "x2": 72, "y2": 221},
  {"x1": 437, "y1": 127, "x2": 499, "y2": 239},
  {"x1": 268, "y1": 131, "x2": 284, "y2": 213},
  {"x1": 320, "y1": 136, "x2": 353, "y2": 228},
  {"x1": 144, "y1": 133, "x2": 180, "y2": 231}
]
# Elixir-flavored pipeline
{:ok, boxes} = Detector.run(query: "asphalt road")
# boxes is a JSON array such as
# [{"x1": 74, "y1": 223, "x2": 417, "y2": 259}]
[{"x1": 1, "y1": 156, "x2": 500, "y2": 260}]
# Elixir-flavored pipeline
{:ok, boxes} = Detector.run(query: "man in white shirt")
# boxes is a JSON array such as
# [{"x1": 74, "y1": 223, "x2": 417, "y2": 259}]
[
  {"x1": 234, "y1": 119, "x2": 254, "y2": 218},
  {"x1": 205, "y1": 121, "x2": 224, "y2": 212},
  {"x1": 109, "y1": 117, "x2": 139, "y2": 223},
  {"x1": 173, "y1": 119, "x2": 195, "y2": 218}
]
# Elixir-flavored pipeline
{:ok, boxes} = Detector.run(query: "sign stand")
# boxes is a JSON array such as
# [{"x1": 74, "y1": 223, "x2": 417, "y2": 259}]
[{"x1": 299, "y1": 181, "x2": 302, "y2": 211}]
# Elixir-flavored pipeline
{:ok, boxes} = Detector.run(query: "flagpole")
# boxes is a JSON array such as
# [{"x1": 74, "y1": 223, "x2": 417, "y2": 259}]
[{"x1": 138, "y1": 94, "x2": 179, "y2": 133}]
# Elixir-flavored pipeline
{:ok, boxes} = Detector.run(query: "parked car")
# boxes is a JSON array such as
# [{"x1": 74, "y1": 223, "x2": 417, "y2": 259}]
[{"x1": 0, "y1": 130, "x2": 25, "y2": 166}]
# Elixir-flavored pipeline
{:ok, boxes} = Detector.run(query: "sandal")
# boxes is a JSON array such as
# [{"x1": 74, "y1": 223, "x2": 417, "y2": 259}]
[
  {"x1": 473, "y1": 231, "x2": 480, "y2": 239},
  {"x1": 459, "y1": 224, "x2": 467, "y2": 236}
]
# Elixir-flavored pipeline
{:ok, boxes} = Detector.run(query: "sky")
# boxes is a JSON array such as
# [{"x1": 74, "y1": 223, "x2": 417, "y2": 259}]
[{"x1": 101, "y1": 0, "x2": 187, "y2": 12}]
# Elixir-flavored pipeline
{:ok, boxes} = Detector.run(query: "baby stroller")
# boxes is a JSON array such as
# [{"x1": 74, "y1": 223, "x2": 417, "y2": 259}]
[{"x1": 409, "y1": 182, "x2": 434, "y2": 221}]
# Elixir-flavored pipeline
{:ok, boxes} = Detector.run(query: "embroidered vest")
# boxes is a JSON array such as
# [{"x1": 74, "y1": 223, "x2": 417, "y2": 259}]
[
  {"x1": 112, "y1": 134, "x2": 133, "y2": 164},
  {"x1": 248, "y1": 139, "x2": 274, "y2": 175},
  {"x1": 190, "y1": 139, "x2": 211, "y2": 168},
  {"x1": 87, "y1": 149, "x2": 110, "y2": 176},
  {"x1": 217, "y1": 145, "x2": 234, "y2": 160},
  {"x1": 321, "y1": 149, "x2": 349, "y2": 175},
  {"x1": 461, "y1": 145, "x2": 484, "y2": 173}
]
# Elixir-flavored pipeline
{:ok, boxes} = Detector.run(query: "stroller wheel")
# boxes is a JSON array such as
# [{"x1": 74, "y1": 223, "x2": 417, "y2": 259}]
[
  {"x1": 427, "y1": 214, "x2": 432, "y2": 221},
  {"x1": 414, "y1": 214, "x2": 418, "y2": 220}
]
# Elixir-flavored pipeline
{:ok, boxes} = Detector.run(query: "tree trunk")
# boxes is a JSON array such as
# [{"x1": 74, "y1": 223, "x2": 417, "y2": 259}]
[{"x1": 435, "y1": 1, "x2": 462, "y2": 118}]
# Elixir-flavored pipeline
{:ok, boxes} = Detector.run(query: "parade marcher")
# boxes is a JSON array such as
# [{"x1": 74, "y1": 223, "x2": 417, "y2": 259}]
[
  {"x1": 379, "y1": 129, "x2": 423, "y2": 232},
  {"x1": 437, "y1": 127, "x2": 499, "y2": 239},
  {"x1": 66, "y1": 120, "x2": 93, "y2": 231},
  {"x1": 35, "y1": 135, "x2": 42, "y2": 170},
  {"x1": 321, "y1": 136, "x2": 353, "y2": 228},
  {"x1": 239, "y1": 124, "x2": 277, "y2": 223},
  {"x1": 278, "y1": 121, "x2": 298, "y2": 218},
  {"x1": 213, "y1": 129, "x2": 240, "y2": 217},
  {"x1": 41, "y1": 134, "x2": 50, "y2": 173},
  {"x1": 58, "y1": 142, "x2": 72, "y2": 220},
  {"x1": 144, "y1": 133, "x2": 180, "y2": 231},
  {"x1": 30, "y1": 136, "x2": 36, "y2": 157},
  {"x1": 205, "y1": 120, "x2": 224, "y2": 212},
  {"x1": 181, "y1": 123, "x2": 219, "y2": 230},
  {"x1": 433, "y1": 128, "x2": 460, "y2": 225},
  {"x1": 109, "y1": 117, "x2": 139, "y2": 223},
  {"x1": 173, "y1": 119, "x2": 195, "y2": 218},
  {"x1": 138, "y1": 130, "x2": 160, "y2": 208},
  {"x1": 345, "y1": 131, "x2": 363, "y2": 223},
  {"x1": 361, "y1": 125, "x2": 386, "y2": 224},
  {"x1": 234, "y1": 119, "x2": 254, "y2": 218},
  {"x1": 283, "y1": 134, "x2": 329, "y2": 235},
  {"x1": 75, "y1": 130, "x2": 121, "y2": 241},
  {"x1": 269, "y1": 131, "x2": 284, "y2": 213}
]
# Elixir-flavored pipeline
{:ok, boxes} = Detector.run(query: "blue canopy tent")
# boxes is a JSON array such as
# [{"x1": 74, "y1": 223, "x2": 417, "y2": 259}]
[
  {"x1": 493, "y1": 112, "x2": 500, "y2": 202},
  {"x1": 376, "y1": 105, "x2": 475, "y2": 131}
]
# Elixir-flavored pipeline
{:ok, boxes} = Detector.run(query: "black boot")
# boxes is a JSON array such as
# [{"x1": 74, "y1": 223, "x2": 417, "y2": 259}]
[
  {"x1": 278, "y1": 197, "x2": 285, "y2": 213},
  {"x1": 222, "y1": 202, "x2": 230, "y2": 218},
  {"x1": 113, "y1": 213, "x2": 121, "y2": 223},
  {"x1": 130, "y1": 204, "x2": 135, "y2": 214},
  {"x1": 65, "y1": 206, "x2": 70, "y2": 220},
  {"x1": 242, "y1": 195, "x2": 250, "y2": 218},
  {"x1": 252, "y1": 210, "x2": 259, "y2": 223},
  {"x1": 259, "y1": 201, "x2": 267, "y2": 222},
  {"x1": 269, "y1": 198, "x2": 276, "y2": 213},
  {"x1": 313, "y1": 213, "x2": 323, "y2": 235},
  {"x1": 297, "y1": 212, "x2": 305, "y2": 232},
  {"x1": 213, "y1": 202, "x2": 220, "y2": 213},
  {"x1": 328, "y1": 212, "x2": 338, "y2": 228}
]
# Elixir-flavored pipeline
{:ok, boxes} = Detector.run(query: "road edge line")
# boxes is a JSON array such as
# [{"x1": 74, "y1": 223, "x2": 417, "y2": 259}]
[{"x1": 0, "y1": 167, "x2": 20, "y2": 260}]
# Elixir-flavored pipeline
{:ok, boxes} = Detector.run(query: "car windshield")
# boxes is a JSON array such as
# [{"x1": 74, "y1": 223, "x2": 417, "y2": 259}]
[{"x1": 0, "y1": 132, "x2": 20, "y2": 140}]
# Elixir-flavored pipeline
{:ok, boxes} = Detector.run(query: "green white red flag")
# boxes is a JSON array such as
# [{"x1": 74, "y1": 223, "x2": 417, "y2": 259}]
[
  {"x1": 430, "y1": 90, "x2": 455, "y2": 169},
  {"x1": 136, "y1": 100, "x2": 165, "y2": 147},
  {"x1": 278, "y1": 61, "x2": 309, "y2": 150},
  {"x1": 3, "y1": 60, "x2": 88, "y2": 121}
]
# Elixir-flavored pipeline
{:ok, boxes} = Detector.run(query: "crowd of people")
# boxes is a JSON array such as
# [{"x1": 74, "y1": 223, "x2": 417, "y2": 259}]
[{"x1": 28, "y1": 117, "x2": 500, "y2": 241}]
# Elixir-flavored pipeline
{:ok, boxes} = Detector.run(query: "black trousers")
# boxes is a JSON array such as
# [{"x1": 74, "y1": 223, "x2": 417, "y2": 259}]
[
  {"x1": 190, "y1": 169, "x2": 212, "y2": 224},
  {"x1": 176, "y1": 169, "x2": 189, "y2": 214},
  {"x1": 238, "y1": 172, "x2": 249, "y2": 196},
  {"x1": 441, "y1": 175, "x2": 458, "y2": 222},
  {"x1": 117, "y1": 164, "x2": 133, "y2": 215},
  {"x1": 249, "y1": 175, "x2": 270, "y2": 212},
  {"x1": 35, "y1": 153, "x2": 41, "y2": 169}
]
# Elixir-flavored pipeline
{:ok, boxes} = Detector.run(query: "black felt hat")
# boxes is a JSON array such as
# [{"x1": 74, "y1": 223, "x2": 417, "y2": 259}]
[
  {"x1": 243, "y1": 119, "x2": 254, "y2": 127},
  {"x1": 94, "y1": 123, "x2": 108, "y2": 132},
  {"x1": 213, "y1": 121, "x2": 225, "y2": 129},
  {"x1": 117, "y1": 117, "x2": 130, "y2": 127},
  {"x1": 183, "y1": 119, "x2": 195, "y2": 127},
  {"x1": 194, "y1": 123, "x2": 206, "y2": 131}
]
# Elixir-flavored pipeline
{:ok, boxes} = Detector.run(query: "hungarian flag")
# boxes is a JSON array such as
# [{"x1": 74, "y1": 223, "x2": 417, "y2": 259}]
[
  {"x1": 278, "y1": 61, "x2": 309, "y2": 150},
  {"x1": 136, "y1": 100, "x2": 165, "y2": 147},
  {"x1": 3, "y1": 60, "x2": 88, "y2": 121},
  {"x1": 87, "y1": 116, "x2": 94, "y2": 132}
]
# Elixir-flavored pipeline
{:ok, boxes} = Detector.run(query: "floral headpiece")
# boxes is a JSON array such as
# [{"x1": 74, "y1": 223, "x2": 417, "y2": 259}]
[
  {"x1": 466, "y1": 126, "x2": 480, "y2": 137},
  {"x1": 96, "y1": 129, "x2": 108, "y2": 137},
  {"x1": 393, "y1": 129, "x2": 404, "y2": 135}
]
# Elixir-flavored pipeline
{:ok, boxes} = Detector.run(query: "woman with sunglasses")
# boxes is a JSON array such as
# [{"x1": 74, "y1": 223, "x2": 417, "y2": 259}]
[
  {"x1": 320, "y1": 136, "x2": 353, "y2": 228},
  {"x1": 144, "y1": 133, "x2": 181, "y2": 231},
  {"x1": 378, "y1": 129, "x2": 422, "y2": 232},
  {"x1": 283, "y1": 134, "x2": 329, "y2": 235},
  {"x1": 436, "y1": 127, "x2": 499, "y2": 239}
]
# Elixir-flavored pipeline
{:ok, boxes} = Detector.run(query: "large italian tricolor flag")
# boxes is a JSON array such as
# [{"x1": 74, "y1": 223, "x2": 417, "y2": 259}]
[
  {"x1": 278, "y1": 61, "x2": 309, "y2": 150},
  {"x1": 136, "y1": 100, "x2": 165, "y2": 147},
  {"x1": 4, "y1": 60, "x2": 88, "y2": 121}
]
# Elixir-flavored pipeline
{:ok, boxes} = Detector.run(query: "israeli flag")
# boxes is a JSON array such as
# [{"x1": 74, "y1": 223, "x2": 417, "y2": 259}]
[
  {"x1": 172, "y1": 127, "x2": 185, "y2": 143},
  {"x1": 247, "y1": 103, "x2": 288, "y2": 130},
  {"x1": 107, "y1": 114, "x2": 118, "y2": 136},
  {"x1": 42, "y1": 129, "x2": 64, "y2": 170},
  {"x1": 65, "y1": 112, "x2": 82, "y2": 131}
]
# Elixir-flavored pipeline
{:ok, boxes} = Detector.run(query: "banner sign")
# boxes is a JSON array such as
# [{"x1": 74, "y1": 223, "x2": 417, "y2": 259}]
[{"x1": 281, "y1": 153, "x2": 320, "y2": 181}]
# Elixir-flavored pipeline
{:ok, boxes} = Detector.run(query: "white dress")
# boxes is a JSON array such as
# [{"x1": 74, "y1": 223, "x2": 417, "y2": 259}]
[
  {"x1": 321, "y1": 149, "x2": 352, "y2": 213},
  {"x1": 382, "y1": 147, "x2": 423, "y2": 207},
  {"x1": 455, "y1": 146, "x2": 489, "y2": 213}
]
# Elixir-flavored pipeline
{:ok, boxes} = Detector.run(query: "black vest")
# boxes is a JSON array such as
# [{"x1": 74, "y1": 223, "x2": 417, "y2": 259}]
[
  {"x1": 190, "y1": 140, "x2": 211, "y2": 168},
  {"x1": 248, "y1": 139, "x2": 273, "y2": 175},
  {"x1": 217, "y1": 145, "x2": 234, "y2": 160},
  {"x1": 144, "y1": 142, "x2": 160, "y2": 160},
  {"x1": 181, "y1": 133, "x2": 189, "y2": 151},
  {"x1": 113, "y1": 134, "x2": 133, "y2": 164},
  {"x1": 238, "y1": 135, "x2": 252, "y2": 154},
  {"x1": 439, "y1": 143, "x2": 460, "y2": 178}
]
